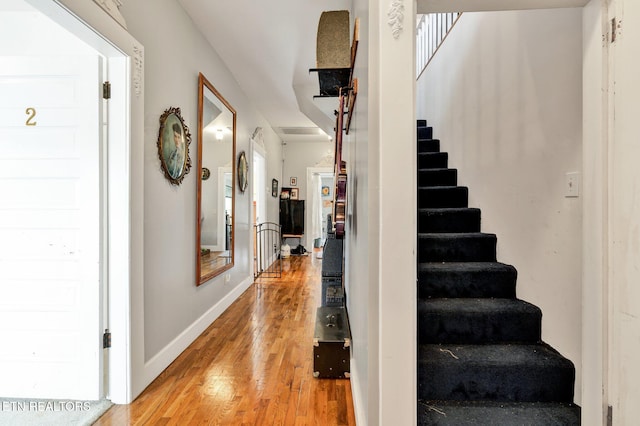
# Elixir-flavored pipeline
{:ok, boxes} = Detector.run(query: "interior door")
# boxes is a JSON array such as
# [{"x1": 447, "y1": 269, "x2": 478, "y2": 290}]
[{"x1": 0, "y1": 55, "x2": 103, "y2": 400}]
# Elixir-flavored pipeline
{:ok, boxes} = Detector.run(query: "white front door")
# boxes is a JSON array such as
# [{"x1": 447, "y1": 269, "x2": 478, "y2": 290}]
[{"x1": 0, "y1": 55, "x2": 103, "y2": 400}]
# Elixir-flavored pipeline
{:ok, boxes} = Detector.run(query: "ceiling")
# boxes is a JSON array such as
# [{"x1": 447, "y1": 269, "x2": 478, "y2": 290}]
[
  {"x1": 178, "y1": 0, "x2": 351, "y2": 143},
  {"x1": 177, "y1": 0, "x2": 589, "y2": 143}
]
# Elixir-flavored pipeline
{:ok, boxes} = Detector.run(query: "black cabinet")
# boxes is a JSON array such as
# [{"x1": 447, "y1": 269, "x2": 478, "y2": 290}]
[{"x1": 279, "y1": 199, "x2": 305, "y2": 235}]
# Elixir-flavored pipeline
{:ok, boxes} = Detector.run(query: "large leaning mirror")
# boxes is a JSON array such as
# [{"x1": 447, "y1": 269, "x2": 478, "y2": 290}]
[{"x1": 196, "y1": 73, "x2": 236, "y2": 285}]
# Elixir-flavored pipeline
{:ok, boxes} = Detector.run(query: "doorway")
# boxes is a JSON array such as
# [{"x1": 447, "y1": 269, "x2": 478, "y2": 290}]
[
  {"x1": 306, "y1": 167, "x2": 334, "y2": 252},
  {"x1": 0, "y1": 2, "x2": 105, "y2": 401},
  {"x1": 0, "y1": 0, "x2": 140, "y2": 403},
  {"x1": 253, "y1": 146, "x2": 266, "y2": 226}
]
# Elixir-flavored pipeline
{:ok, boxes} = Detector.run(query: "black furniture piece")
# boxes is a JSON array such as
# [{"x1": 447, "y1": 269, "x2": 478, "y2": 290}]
[
  {"x1": 313, "y1": 306, "x2": 351, "y2": 378},
  {"x1": 279, "y1": 199, "x2": 305, "y2": 235}
]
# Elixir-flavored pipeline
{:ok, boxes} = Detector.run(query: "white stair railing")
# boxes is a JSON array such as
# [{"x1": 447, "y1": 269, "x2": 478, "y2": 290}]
[{"x1": 416, "y1": 13, "x2": 462, "y2": 78}]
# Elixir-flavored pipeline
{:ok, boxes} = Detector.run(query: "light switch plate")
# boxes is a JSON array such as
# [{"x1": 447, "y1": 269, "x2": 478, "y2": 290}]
[{"x1": 565, "y1": 172, "x2": 580, "y2": 198}]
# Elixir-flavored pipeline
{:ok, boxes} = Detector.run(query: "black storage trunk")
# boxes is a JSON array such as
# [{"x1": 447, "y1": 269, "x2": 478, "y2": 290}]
[{"x1": 313, "y1": 307, "x2": 351, "y2": 379}]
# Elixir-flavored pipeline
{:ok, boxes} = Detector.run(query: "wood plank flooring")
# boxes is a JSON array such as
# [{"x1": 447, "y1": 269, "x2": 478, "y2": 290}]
[{"x1": 95, "y1": 254, "x2": 356, "y2": 425}]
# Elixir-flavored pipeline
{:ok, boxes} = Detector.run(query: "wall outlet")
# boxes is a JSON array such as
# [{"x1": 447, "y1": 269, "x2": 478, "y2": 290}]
[
  {"x1": 565, "y1": 172, "x2": 580, "y2": 198},
  {"x1": 225, "y1": 273, "x2": 231, "y2": 283}
]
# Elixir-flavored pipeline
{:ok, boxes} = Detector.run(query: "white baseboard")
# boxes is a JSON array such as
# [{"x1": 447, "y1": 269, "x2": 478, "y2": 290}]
[
  {"x1": 350, "y1": 359, "x2": 367, "y2": 425},
  {"x1": 141, "y1": 275, "x2": 254, "y2": 386}
]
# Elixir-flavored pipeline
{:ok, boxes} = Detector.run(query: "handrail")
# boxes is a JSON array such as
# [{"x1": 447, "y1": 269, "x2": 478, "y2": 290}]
[{"x1": 416, "y1": 13, "x2": 462, "y2": 79}]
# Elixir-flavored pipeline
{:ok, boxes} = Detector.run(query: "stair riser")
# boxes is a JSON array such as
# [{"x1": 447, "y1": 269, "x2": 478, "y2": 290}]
[
  {"x1": 418, "y1": 187, "x2": 468, "y2": 208},
  {"x1": 418, "y1": 139, "x2": 440, "y2": 153},
  {"x1": 419, "y1": 169, "x2": 457, "y2": 187},
  {"x1": 418, "y1": 152, "x2": 448, "y2": 169},
  {"x1": 418, "y1": 126, "x2": 433, "y2": 139},
  {"x1": 418, "y1": 364, "x2": 575, "y2": 403},
  {"x1": 418, "y1": 308, "x2": 541, "y2": 344},
  {"x1": 419, "y1": 209, "x2": 480, "y2": 233},
  {"x1": 418, "y1": 402, "x2": 581, "y2": 426},
  {"x1": 418, "y1": 235, "x2": 497, "y2": 262},
  {"x1": 418, "y1": 266, "x2": 517, "y2": 299}
]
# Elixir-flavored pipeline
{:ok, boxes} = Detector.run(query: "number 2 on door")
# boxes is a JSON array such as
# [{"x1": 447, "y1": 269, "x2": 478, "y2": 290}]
[{"x1": 25, "y1": 107, "x2": 37, "y2": 126}]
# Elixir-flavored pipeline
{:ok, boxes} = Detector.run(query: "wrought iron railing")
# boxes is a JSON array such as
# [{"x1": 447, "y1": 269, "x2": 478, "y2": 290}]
[
  {"x1": 254, "y1": 222, "x2": 282, "y2": 279},
  {"x1": 416, "y1": 13, "x2": 462, "y2": 78}
]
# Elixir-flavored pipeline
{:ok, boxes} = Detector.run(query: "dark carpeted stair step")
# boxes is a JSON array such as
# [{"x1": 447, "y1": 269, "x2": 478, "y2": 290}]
[
  {"x1": 418, "y1": 400, "x2": 581, "y2": 426},
  {"x1": 419, "y1": 168, "x2": 457, "y2": 187},
  {"x1": 419, "y1": 208, "x2": 480, "y2": 233},
  {"x1": 418, "y1": 298, "x2": 541, "y2": 344},
  {"x1": 418, "y1": 138, "x2": 441, "y2": 153},
  {"x1": 417, "y1": 119, "x2": 427, "y2": 127},
  {"x1": 418, "y1": 186, "x2": 468, "y2": 208},
  {"x1": 418, "y1": 262, "x2": 517, "y2": 299},
  {"x1": 418, "y1": 233, "x2": 496, "y2": 262},
  {"x1": 418, "y1": 152, "x2": 448, "y2": 169},
  {"x1": 418, "y1": 126, "x2": 433, "y2": 139},
  {"x1": 418, "y1": 343, "x2": 576, "y2": 403}
]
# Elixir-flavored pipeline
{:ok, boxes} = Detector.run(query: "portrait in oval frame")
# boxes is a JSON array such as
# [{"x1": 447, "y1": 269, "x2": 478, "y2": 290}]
[
  {"x1": 157, "y1": 107, "x2": 192, "y2": 185},
  {"x1": 237, "y1": 151, "x2": 249, "y2": 193}
]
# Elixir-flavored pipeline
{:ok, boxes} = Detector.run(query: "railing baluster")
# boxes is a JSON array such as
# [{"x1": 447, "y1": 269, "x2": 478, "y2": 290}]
[
  {"x1": 254, "y1": 222, "x2": 282, "y2": 279},
  {"x1": 416, "y1": 12, "x2": 463, "y2": 77}
]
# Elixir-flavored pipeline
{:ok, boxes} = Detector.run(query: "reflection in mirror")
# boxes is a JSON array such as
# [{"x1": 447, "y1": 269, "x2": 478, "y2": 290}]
[{"x1": 197, "y1": 73, "x2": 236, "y2": 285}]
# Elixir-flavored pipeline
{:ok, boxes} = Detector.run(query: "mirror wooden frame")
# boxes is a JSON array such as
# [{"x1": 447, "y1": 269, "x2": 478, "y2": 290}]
[{"x1": 196, "y1": 73, "x2": 236, "y2": 285}]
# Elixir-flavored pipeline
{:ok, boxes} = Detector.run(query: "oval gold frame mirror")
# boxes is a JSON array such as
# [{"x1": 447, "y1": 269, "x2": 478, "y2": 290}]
[{"x1": 196, "y1": 73, "x2": 236, "y2": 285}]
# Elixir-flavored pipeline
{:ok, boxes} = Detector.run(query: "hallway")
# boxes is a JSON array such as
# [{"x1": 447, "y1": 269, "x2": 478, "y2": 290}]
[{"x1": 95, "y1": 254, "x2": 355, "y2": 425}]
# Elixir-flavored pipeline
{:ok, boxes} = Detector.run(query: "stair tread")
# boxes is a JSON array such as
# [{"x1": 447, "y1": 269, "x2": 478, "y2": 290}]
[
  {"x1": 419, "y1": 185, "x2": 464, "y2": 190},
  {"x1": 419, "y1": 261, "x2": 516, "y2": 273},
  {"x1": 418, "y1": 167, "x2": 455, "y2": 172},
  {"x1": 419, "y1": 343, "x2": 573, "y2": 368},
  {"x1": 419, "y1": 208, "x2": 481, "y2": 233},
  {"x1": 418, "y1": 400, "x2": 580, "y2": 425},
  {"x1": 418, "y1": 152, "x2": 448, "y2": 169},
  {"x1": 418, "y1": 233, "x2": 497, "y2": 262},
  {"x1": 419, "y1": 207, "x2": 480, "y2": 213},
  {"x1": 418, "y1": 298, "x2": 542, "y2": 344},
  {"x1": 419, "y1": 298, "x2": 540, "y2": 314},
  {"x1": 418, "y1": 232, "x2": 496, "y2": 238},
  {"x1": 418, "y1": 187, "x2": 469, "y2": 207}
]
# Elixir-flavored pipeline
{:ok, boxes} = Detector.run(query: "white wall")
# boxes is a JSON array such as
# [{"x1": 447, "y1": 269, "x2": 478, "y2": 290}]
[
  {"x1": 344, "y1": 1, "x2": 372, "y2": 423},
  {"x1": 417, "y1": 8, "x2": 584, "y2": 402},
  {"x1": 120, "y1": 0, "x2": 282, "y2": 387}
]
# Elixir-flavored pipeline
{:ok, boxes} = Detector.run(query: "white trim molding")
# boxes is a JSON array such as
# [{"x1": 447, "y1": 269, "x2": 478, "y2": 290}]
[
  {"x1": 132, "y1": 44, "x2": 143, "y2": 98},
  {"x1": 251, "y1": 127, "x2": 265, "y2": 150},
  {"x1": 387, "y1": 0, "x2": 405, "y2": 39},
  {"x1": 142, "y1": 275, "x2": 254, "y2": 386},
  {"x1": 93, "y1": 0, "x2": 127, "y2": 28},
  {"x1": 349, "y1": 359, "x2": 368, "y2": 425}
]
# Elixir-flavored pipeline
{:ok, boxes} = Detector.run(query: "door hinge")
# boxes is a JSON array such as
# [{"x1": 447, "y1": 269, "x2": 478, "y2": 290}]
[
  {"x1": 103, "y1": 81, "x2": 111, "y2": 99},
  {"x1": 103, "y1": 329, "x2": 111, "y2": 349},
  {"x1": 607, "y1": 405, "x2": 613, "y2": 426},
  {"x1": 611, "y1": 18, "x2": 622, "y2": 43}
]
